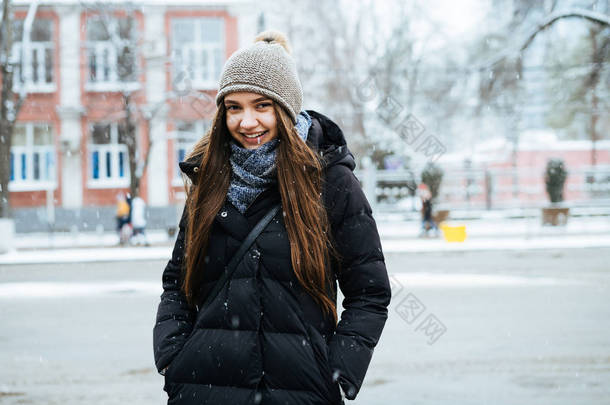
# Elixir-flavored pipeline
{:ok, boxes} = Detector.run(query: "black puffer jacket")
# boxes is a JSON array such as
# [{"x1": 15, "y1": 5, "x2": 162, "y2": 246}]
[{"x1": 153, "y1": 110, "x2": 391, "y2": 405}]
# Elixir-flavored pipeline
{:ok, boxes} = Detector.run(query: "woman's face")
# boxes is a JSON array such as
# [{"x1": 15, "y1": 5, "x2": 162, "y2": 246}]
[{"x1": 224, "y1": 92, "x2": 279, "y2": 150}]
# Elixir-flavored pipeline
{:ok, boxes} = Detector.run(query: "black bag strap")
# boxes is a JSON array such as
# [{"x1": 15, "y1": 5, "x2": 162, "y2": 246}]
[{"x1": 199, "y1": 203, "x2": 281, "y2": 310}]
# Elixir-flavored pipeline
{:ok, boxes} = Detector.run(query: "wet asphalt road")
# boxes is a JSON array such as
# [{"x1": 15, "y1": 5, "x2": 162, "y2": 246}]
[{"x1": 1, "y1": 248, "x2": 609, "y2": 405}]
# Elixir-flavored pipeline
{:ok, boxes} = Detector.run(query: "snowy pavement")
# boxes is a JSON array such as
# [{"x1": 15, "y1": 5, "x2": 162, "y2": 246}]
[
  {"x1": 0, "y1": 246, "x2": 173, "y2": 265},
  {"x1": 377, "y1": 214, "x2": 610, "y2": 239},
  {"x1": 1, "y1": 215, "x2": 609, "y2": 265},
  {"x1": 12, "y1": 229, "x2": 172, "y2": 250},
  {"x1": 0, "y1": 273, "x2": 580, "y2": 300},
  {"x1": 1, "y1": 250, "x2": 609, "y2": 405},
  {"x1": 2, "y1": 234, "x2": 610, "y2": 265}
]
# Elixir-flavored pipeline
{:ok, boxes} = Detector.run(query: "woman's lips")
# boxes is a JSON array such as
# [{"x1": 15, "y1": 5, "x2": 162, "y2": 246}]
[{"x1": 241, "y1": 130, "x2": 268, "y2": 145}]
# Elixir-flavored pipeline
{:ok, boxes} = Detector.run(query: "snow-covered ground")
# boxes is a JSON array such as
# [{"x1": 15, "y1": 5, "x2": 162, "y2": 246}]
[
  {"x1": 1, "y1": 215, "x2": 609, "y2": 265},
  {"x1": 12, "y1": 229, "x2": 172, "y2": 250},
  {"x1": 1, "y1": 249, "x2": 608, "y2": 405},
  {"x1": 378, "y1": 214, "x2": 610, "y2": 239},
  {"x1": 0, "y1": 272, "x2": 582, "y2": 299},
  {"x1": 0, "y1": 216, "x2": 610, "y2": 265},
  {"x1": 11, "y1": 213, "x2": 610, "y2": 249},
  {"x1": 0, "y1": 246, "x2": 173, "y2": 265},
  {"x1": 2, "y1": 234, "x2": 610, "y2": 265}
]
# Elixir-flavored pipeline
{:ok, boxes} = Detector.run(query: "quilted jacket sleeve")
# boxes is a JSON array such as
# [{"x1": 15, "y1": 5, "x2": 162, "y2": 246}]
[
  {"x1": 153, "y1": 206, "x2": 196, "y2": 374},
  {"x1": 327, "y1": 168, "x2": 392, "y2": 400}
]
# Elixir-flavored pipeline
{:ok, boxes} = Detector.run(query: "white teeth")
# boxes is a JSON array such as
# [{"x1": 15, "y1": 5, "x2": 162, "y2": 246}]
[{"x1": 243, "y1": 131, "x2": 267, "y2": 138}]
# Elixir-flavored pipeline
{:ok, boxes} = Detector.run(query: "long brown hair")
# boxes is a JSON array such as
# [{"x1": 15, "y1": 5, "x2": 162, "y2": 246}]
[{"x1": 183, "y1": 102, "x2": 338, "y2": 323}]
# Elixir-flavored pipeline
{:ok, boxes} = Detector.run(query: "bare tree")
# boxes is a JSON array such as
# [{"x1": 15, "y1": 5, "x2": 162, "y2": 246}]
[
  {"x1": 268, "y1": 0, "x2": 464, "y2": 167},
  {"x1": 524, "y1": 6, "x2": 610, "y2": 167},
  {"x1": 476, "y1": 1, "x2": 610, "y2": 168},
  {"x1": 0, "y1": 0, "x2": 38, "y2": 219},
  {"x1": 82, "y1": 2, "x2": 217, "y2": 198},
  {"x1": 81, "y1": 3, "x2": 146, "y2": 198},
  {"x1": 82, "y1": 3, "x2": 170, "y2": 198},
  {"x1": 275, "y1": 0, "x2": 372, "y2": 158}
]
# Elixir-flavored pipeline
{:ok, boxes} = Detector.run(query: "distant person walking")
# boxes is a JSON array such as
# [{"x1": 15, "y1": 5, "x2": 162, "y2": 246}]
[
  {"x1": 130, "y1": 195, "x2": 148, "y2": 246},
  {"x1": 418, "y1": 183, "x2": 439, "y2": 238},
  {"x1": 116, "y1": 193, "x2": 131, "y2": 245}
]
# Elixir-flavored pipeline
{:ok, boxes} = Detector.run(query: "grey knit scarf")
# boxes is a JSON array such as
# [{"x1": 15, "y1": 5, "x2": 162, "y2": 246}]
[{"x1": 227, "y1": 111, "x2": 312, "y2": 214}]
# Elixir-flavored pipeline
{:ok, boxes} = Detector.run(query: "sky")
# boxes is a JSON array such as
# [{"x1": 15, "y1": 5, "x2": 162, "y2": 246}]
[
  {"x1": 359, "y1": 0, "x2": 492, "y2": 59},
  {"x1": 419, "y1": 0, "x2": 491, "y2": 40}
]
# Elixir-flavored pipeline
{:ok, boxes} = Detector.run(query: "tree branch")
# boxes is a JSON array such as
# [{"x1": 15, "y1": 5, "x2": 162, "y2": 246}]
[
  {"x1": 520, "y1": 8, "x2": 610, "y2": 53},
  {"x1": 481, "y1": 8, "x2": 610, "y2": 71}
]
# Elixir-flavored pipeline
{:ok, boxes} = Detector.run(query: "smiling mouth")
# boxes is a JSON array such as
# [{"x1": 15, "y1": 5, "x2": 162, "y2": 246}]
[{"x1": 242, "y1": 130, "x2": 268, "y2": 138}]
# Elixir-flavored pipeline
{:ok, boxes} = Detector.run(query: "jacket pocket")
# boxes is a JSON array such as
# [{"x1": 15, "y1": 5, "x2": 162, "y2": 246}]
[
  {"x1": 164, "y1": 328, "x2": 200, "y2": 380},
  {"x1": 163, "y1": 380, "x2": 184, "y2": 403},
  {"x1": 306, "y1": 325, "x2": 341, "y2": 404}
]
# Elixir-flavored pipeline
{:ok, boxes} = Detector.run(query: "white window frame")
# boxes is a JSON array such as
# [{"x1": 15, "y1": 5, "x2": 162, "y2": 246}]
[
  {"x1": 87, "y1": 123, "x2": 131, "y2": 189},
  {"x1": 171, "y1": 17, "x2": 225, "y2": 91},
  {"x1": 85, "y1": 17, "x2": 140, "y2": 92},
  {"x1": 171, "y1": 120, "x2": 208, "y2": 186},
  {"x1": 10, "y1": 20, "x2": 56, "y2": 93},
  {"x1": 8, "y1": 123, "x2": 57, "y2": 192}
]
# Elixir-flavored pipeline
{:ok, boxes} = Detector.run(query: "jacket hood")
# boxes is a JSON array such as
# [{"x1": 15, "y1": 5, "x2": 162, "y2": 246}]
[{"x1": 178, "y1": 109, "x2": 355, "y2": 184}]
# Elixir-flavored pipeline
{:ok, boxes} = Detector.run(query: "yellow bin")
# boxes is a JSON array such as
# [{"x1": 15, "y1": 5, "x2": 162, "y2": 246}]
[{"x1": 440, "y1": 222, "x2": 467, "y2": 242}]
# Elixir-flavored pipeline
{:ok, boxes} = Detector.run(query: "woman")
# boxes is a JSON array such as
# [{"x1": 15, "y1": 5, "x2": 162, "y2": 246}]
[
  {"x1": 130, "y1": 195, "x2": 148, "y2": 246},
  {"x1": 418, "y1": 183, "x2": 438, "y2": 238},
  {"x1": 153, "y1": 30, "x2": 391, "y2": 405}
]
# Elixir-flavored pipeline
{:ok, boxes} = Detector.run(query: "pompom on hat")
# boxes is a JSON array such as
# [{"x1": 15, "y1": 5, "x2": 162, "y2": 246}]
[{"x1": 215, "y1": 30, "x2": 303, "y2": 123}]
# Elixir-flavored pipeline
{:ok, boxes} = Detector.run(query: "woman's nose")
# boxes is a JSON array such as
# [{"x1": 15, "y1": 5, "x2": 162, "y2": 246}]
[{"x1": 240, "y1": 109, "x2": 258, "y2": 129}]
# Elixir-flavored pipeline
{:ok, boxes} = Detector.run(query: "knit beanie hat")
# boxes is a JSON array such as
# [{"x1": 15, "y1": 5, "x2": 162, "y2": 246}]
[{"x1": 215, "y1": 30, "x2": 303, "y2": 123}]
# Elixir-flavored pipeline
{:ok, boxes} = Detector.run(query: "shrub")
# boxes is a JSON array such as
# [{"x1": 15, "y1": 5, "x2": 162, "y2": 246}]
[
  {"x1": 421, "y1": 162, "x2": 444, "y2": 202},
  {"x1": 544, "y1": 158, "x2": 568, "y2": 204}
]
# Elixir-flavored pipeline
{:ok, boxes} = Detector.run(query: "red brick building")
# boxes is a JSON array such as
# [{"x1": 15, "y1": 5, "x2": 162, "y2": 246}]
[{"x1": 6, "y1": 0, "x2": 255, "y2": 231}]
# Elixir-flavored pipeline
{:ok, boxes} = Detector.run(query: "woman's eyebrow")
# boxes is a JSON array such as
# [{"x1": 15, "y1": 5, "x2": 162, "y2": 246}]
[{"x1": 225, "y1": 97, "x2": 271, "y2": 105}]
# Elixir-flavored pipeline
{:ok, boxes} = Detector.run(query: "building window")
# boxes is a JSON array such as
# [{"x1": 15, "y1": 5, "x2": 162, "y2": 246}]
[
  {"x1": 171, "y1": 17, "x2": 224, "y2": 90},
  {"x1": 9, "y1": 123, "x2": 56, "y2": 190},
  {"x1": 10, "y1": 19, "x2": 55, "y2": 92},
  {"x1": 88, "y1": 123, "x2": 130, "y2": 187},
  {"x1": 86, "y1": 17, "x2": 137, "y2": 91},
  {"x1": 173, "y1": 120, "x2": 209, "y2": 184}
]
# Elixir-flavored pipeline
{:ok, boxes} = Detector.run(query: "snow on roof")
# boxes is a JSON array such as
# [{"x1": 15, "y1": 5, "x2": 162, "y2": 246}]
[
  {"x1": 443, "y1": 130, "x2": 610, "y2": 165},
  {"x1": 439, "y1": 136, "x2": 512, "y2": 165},
  {"x1": 519, "y1": 129, "x2": 610, "y2": 151},
  {"x1": 520, "y1": 129, "x2": 557, "y2": 146}
]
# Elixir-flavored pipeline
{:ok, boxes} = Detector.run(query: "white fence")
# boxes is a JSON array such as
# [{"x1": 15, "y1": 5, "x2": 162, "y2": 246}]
[{"x1": 354, "y1": 164, "x2": 610, "y2": 214}]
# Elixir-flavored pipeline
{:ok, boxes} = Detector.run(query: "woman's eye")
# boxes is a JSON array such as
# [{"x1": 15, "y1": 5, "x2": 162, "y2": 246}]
[
  {"x1": 258, "y1": 103, "x2": 271, "y2": 108},
  {"x1": 226, "y1": 105, "x2": 239, "y2": 111}
]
